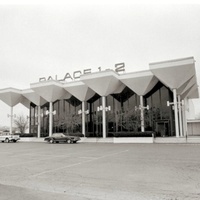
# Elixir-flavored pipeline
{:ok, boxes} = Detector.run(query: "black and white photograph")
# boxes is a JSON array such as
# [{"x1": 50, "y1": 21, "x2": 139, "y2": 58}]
[{"x1": 0, "y1": 0, "x2": 200, "y2": 199}]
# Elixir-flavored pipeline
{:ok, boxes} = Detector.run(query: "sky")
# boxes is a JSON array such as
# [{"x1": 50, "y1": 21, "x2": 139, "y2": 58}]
[{"x1": 0, "y1": 1, "x2": 200, "y2": 126}]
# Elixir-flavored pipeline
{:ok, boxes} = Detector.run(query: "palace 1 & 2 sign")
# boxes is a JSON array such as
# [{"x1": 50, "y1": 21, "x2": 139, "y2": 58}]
[{"x1": 39, "y1": 63, "x2": 125, "y2": 82}]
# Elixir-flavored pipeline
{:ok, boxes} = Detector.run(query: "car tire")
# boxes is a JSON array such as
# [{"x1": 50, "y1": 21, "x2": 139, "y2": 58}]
[
  {"x1": 49, "y1": 139, "x2": 54, "y2": 144},
  {"x1": 67, "y1": 139, "x2": 71, "y2": 144},
  {"x1": 5, "y1": 138, "x2": 9, "y2": 143}
]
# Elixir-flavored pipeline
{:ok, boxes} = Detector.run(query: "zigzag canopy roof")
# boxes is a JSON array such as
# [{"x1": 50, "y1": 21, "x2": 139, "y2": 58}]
[
  {"x1": 0, "y1": 57, "x2": 198, "y2": 108},
  {"x1": 80, "y1": 70, "x2": 125, "y2": 96},
  {"x1": 150, "y1": 57, "x2": 199, "y2": 98}
]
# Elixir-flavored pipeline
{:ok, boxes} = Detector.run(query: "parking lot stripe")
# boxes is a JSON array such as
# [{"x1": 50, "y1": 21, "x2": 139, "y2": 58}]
[
  {"x1": 0, "y1": 149, "x2": 97, "y2": 168},
  {"x1": 78, "y1": 156, "x2": 97, "y2": 159},
  {"x1": 30, "y1": 149, "x2": 129, "y2": 178}
]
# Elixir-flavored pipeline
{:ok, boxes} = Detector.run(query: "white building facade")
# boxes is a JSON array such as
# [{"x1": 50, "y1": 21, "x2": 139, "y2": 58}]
[{"x1": 0, "y1": 57, "x2": 199, "y2": 139}]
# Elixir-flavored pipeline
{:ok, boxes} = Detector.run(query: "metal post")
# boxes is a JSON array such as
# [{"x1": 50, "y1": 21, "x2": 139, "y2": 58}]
[
  {"x1": 102, "y1": 96, "x2": 106, "y2": 138},
  {"x1": 10, "y1": 106, "x2": 13, "y2": 134},
  {"x1": 140, "y1": 96, "x2": 145, "y2": 132},
  {"x1": 182, "y1": 99, "x2": 186, "y2": 137},
  {"x1": 37, "y1": 106, "x2": 41, "y2": 138},
  {"x1": 49, "y1": 102, "x2": 53, "y2": 137},
  {"x1": 82, "y1": 101, "x2": 86, "y2": 137},
  {"x1": 178, "y1": 95, "x2": 183, "y2": 137},
  {"x1": 173, "y1": 89, "x2": 179, "y2": 137}
]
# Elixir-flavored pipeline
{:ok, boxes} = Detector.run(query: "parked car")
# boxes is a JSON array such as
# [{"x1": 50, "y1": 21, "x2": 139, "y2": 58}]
[
  {"x1": 0, "y1": 132, "x2": 20, "y2": 143},
  {"x1": 44, "y1": 133, "x2": 80, "y2": 144}
]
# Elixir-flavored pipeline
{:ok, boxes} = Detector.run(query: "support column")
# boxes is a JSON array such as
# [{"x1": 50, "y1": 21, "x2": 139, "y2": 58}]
[
  {"x1": 140, "y1": 96, "x2": 145, "y2": 132},
  {"x1": 10, "y1": 106, "x2": 13, "y2": 134},
  {"x1": 102, "y1": 96, "x2": 106, "y2": 138},
  {"x1": 178, "y1": 95, "x2": 183, "y2": 137},
  {"x1": 184, "y1": 98, "x2": 188, "y2": 138},
  {"x1": 182, "y1": 98, "x2": 186, "y2": 137},
  {"x1": 173, "y1": 89, "x2": 179, "y2": 137},
  {"x1": 37, "y1": 106, "x2": 41, "y2": 138},
  {"x1": 82, "y1": 101, "x2": 86, "y2": 137},
  {"x1": 49, "y1": 102, "x2": 53, "y2": 137}
]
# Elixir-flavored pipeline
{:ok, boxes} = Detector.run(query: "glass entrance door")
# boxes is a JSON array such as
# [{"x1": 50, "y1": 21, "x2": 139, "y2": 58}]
[{"x1": 156, "y1": 120, "x2": 169, "y2": 137}]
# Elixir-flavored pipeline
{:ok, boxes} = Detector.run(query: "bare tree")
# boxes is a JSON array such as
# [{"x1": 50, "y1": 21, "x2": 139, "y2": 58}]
[{"x1": 14, "y1": 114, "x2": 29, "y2": 134}]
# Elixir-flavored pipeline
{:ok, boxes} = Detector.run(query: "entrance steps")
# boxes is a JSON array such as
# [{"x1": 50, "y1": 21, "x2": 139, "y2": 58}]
[
  {"x1": 97, "y1": 138, "x2": 114, "y2": 143},
  {"x1": 81, "y1": 137, "x2": 153, "y2": 143}
]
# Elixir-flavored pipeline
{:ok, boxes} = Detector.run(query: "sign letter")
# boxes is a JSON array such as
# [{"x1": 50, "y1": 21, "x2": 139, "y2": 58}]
[
  {"x1": 39, "y1": 77, "x2": 46, "y2": 82},
  {"x1": 115, "y1": 63, "x2": 125, "y2": 73},
  {"x1": 84, "y1": 69, "x2": 91, "y2": 75},
  {"x1": 63, "y1": 73, "x2": 73, "y2": 81},
  {"x1": 47, "y1": 76, "x2": 54, "y2": 81},
  {"x1": 73, "y1": 71, "x2": 82, "y2": 79}
]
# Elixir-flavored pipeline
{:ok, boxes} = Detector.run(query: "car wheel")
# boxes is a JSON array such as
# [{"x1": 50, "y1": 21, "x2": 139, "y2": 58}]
[
  {"x1": 67, "y1": 139, "x2": 71, "y2": 144},
  {"x1": 5, "y1": 138, "x2": 9, "y2": 143},
  {"x1": 49, "y1": 139, "x2": 54, "y2": 144}
]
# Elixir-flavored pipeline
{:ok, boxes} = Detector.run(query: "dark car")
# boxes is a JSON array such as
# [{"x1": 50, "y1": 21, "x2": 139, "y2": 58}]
[{"x1": 44, "y1": 133, "x2": 80, "y2": 144}]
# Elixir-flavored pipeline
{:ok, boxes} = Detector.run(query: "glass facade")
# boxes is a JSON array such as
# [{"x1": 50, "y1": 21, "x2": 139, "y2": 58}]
[
  {"x1": 144, "y1": 82, "x2": 174, "y2": 136},
  {"x1": 30, "y1": 81, "x2": 174, "y2": 137}
]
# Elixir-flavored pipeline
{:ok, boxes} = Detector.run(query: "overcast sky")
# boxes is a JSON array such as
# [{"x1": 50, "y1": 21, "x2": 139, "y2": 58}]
[{"x1": 0, "y1": 1, "x2": 200, "y2": 126}]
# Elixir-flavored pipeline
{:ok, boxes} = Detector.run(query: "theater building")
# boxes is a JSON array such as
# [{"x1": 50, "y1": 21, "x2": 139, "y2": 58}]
[{"x1": 0, "y1": 57, "x2": 199, "y2": 139}]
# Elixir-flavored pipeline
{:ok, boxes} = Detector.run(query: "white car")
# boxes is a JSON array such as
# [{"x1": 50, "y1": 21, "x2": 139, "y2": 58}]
[{"x1": 0, "y1": 132, "x2": 20, "y2": 143}]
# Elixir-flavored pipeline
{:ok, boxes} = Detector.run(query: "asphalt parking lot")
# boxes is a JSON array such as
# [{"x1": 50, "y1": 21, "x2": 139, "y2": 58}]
[{"x1": 0, "y1": 142, "x2": 200, "y2": 200}]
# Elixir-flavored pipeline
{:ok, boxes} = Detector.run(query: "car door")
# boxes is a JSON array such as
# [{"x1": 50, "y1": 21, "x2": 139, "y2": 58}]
[
  {"x1": 59, "y1": 134, "x2": 67, "y2": 142},
  {"x1": 0, "y1": 135, "x2": 6, "y2": 141}
]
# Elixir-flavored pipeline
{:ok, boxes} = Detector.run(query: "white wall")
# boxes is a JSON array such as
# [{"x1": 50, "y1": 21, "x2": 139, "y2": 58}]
[
  {"x1": 186, "y1": 99, "x2": 196, "y2": 120},
  {"x1": 187, "y1": 120, "x2": 200, "y2": 136}
]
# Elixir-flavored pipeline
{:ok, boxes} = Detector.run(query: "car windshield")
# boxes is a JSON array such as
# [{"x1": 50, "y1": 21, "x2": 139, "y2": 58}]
[
  {"x1": 52, "y1": 133, "x2": 66, "y2": 137},
  {"x1": 0, "y1": 132, "x2": 10, "y2": 136}
]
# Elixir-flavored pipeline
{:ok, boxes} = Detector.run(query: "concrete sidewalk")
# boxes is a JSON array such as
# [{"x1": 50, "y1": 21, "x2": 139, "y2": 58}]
[{"x1": 19, "y1": 136, "x2": 200, "y2": 144}]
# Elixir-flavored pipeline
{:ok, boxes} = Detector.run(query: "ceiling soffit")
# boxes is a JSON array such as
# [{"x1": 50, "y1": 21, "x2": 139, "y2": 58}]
[
  {"x1": 177, "y1": 76, "x2": 194, "y2": 95},
  {"x1": 63, "y1": 82, "x2": 95, "y2": 102},
  {"x1": 177, "y1": 75, "x2": 198, "y2": 96},
  {"x1": 150, "y1": 57, "x2": 196, "y2": 89},
  {"x1": 22, "y1": 89, "x2": 47, "y2": 106},
  {"x1": 181, "y1": 84, "x2": 199, "y2": 99},
  {"x1": 20, "y1": 96, "x2": 30, "y2": 109},
  {"x1": 30, "y1": 81, "x2": 65, "y2": 102},
  {"x1": 120, "y1": 71, "x2": 158, "y2": 96},
  {"x1": 0, "y1": 88, "x2": 22, "y2": 107},
  {"x1": 113, "y1": 84, "x2": 126, "y2": 94},
  {"x1": 188, "y1": 88, "x2": 199, "y2": 99},
  {"x1": 80, "y1": 70, "x2": 124, "y2": 96},
  {"x1": 59, "y1": 92, "x2": 72, "y2": 100}
]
